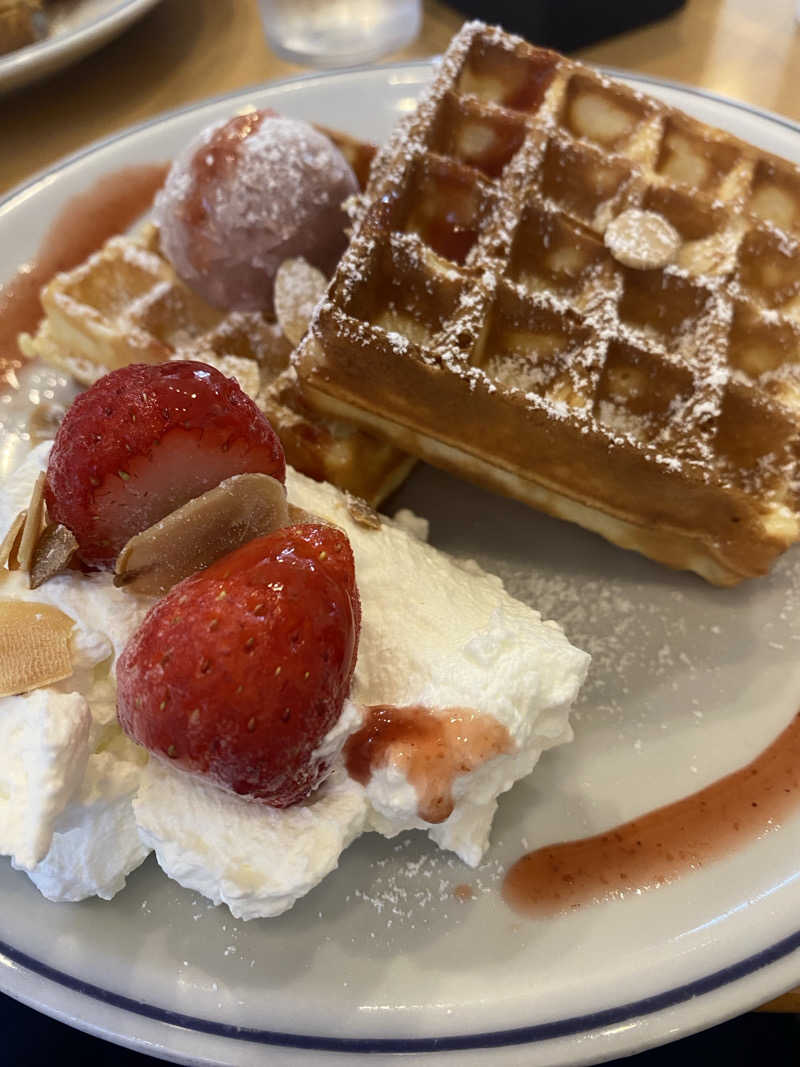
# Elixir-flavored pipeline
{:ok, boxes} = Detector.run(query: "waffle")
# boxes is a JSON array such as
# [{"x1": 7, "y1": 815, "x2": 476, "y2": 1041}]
[
  {"x1": 19, "y1": 166, "x2": 415, "y2": 509},
  {"x1": 295, "y1": 21, "x2": 800, "y2": 585}
]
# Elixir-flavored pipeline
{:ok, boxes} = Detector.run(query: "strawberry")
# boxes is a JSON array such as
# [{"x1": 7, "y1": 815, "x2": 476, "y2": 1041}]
[
  {"x1": 116, "y1": 523, "x2": 361, "y2": 807},
  {"x1": 44, "y1": 361, "x2": 285, "y2": 567}
]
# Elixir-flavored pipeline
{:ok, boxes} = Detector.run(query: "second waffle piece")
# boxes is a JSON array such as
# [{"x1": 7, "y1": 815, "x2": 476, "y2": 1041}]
[{"x1": 296, "y1": 21, "x2": 800, "y2": 585}]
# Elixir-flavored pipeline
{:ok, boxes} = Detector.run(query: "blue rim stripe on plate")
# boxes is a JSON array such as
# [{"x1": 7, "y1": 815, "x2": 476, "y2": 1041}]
[
  {"x1": 2, "y1": 926, "x2": 800, "y2": 1051},
  {"x1": 2, "y1": 64, "x2": 800, "y2": 1054}
]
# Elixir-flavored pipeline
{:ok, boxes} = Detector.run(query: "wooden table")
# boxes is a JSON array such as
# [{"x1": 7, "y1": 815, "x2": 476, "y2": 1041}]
[
  {"x1": 2, "y1": 0, "x2": 800, "y2": 1014},
  {"x1": 2, "y1": 0, "x2": 800, "y2": 196}
]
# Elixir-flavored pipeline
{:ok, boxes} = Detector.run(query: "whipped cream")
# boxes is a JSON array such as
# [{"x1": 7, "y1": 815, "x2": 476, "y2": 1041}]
[
  {"x1": 21, "y1": 746, "x2": 149, "y2": 901},
  {"x1": 0, "y1": 689, "x2": 90, "y2": 870},
  {"x1": 135, "y1": 763, "x2": 366, "y2": 920},
  {"x1": 0, "y1": 444, "x2": 589, "y2": 917},
  {"x1": 0, "y1": 443, "x2": 154, "y2": 894},
  {"x1": 285, "y1": 470, "x2": 589, "y2": 866}
]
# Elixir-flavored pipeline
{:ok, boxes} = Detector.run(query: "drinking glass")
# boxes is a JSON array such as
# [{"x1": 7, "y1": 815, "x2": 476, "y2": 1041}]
[{"x1": 258, "y1": 0, "x2": 421, "y2": 68}]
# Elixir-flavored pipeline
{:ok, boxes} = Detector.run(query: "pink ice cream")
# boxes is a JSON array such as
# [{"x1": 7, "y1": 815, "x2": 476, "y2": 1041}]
[{"x1": 153, "y1": 110, "x2": 358, "y2": 312}]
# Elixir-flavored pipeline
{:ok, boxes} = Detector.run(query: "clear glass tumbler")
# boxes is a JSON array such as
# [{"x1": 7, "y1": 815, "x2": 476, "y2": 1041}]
[{"x1": 258, "y1": 0, "x2": 421, "y2": 68}]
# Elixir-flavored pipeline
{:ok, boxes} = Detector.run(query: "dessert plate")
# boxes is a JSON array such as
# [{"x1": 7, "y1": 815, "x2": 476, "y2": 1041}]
[
  {"x1": 0, "y1": 0, "x2": 162, "y2": 95},
  {"x1": 2, "y1": 62, "x2": 800, "y2": 1067}
]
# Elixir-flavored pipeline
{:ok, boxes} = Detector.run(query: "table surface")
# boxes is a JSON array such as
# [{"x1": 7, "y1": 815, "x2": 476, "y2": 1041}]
[
  {"x1": 2, "y1": 0, "x2": 800, "y2": 1020},
  {"x1": 3, "y1": 0, "x2": 800, "y2": 196}
]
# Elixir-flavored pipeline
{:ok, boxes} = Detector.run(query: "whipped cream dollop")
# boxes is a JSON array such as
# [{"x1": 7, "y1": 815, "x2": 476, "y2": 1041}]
[
  {"x1": 0, "y1": 443, "x2": 589, "y2": 918},
  {"x1": 285, "y1": 471, "x2": 590, "y2": 866}
]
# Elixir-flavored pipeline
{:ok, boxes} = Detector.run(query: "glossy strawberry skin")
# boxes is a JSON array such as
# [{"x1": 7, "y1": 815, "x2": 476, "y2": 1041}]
[
  {"x1": 116, "y1": 523, "x2": 361, "y2": 807},
  {"x1": 45, "y1": 361, "x2": 285, "y2": 567}
]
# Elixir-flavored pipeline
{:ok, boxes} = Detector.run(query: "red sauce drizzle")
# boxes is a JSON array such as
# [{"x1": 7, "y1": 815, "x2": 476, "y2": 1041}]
[
  {"x1": 0, "y1": 163, "x2": 168, "y2": 380},
  {"x1": 503, "y1": 712, "x2": 800, "y2": 917},
  {"x1": 423, "y1": 217, "x2": 480, "y2": 265},
  {"x1": 409, "y1": 169, "x2": 482, "y2": 265},
  {"x1": 183, "y1": 110, "x2": 267, "y2": 229},
  {"x1": 345, "y1": 704, "x2": 512, "y2": 824}
]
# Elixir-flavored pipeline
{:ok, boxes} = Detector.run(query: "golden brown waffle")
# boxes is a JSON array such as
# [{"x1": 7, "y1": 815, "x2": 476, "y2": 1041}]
[
  {"x1": 19, "y1": 222, "x2": 414, "y2": 508},
  {"x1": 295, "y1": 21, "x2": 800, "y2": 585}
]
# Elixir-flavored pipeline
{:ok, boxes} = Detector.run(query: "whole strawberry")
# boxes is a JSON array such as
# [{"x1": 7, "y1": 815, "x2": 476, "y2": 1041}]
[
  {"x1": 45, "y1": 361, "x2": 285, "y2": 567},
  {"x1": 117, "y1": 523, "x2": 361, "y2": 806}
]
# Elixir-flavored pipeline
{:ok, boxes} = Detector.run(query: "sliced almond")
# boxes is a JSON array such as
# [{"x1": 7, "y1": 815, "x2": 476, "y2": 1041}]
[
  {"x1": 115, "y1": 473, "x2": 290, "y2": 596},
  {"x1": 29, "y1": 523, "x2": 79, "y2": 590},
  {"x1": 0, "y1": 599, "x2": 74, "y2": 697},
  {"x1": 274, "y1": 258, "x2": 327, "y2": 347},
  {"x1": 286, "y1": 503, "x2": 347, "y2": 539},
  {"x1": 16, "y1": 471, "x2": 46, "y2": 574},
  {"x1": 27, "y1": 401, "x2": 66, "y2": 446},
  {"x1": 604, "y1": 209, "x2": 681, "y2": 270},
  {"x1": 0, "y1": 511, "x2": 27, "y2": 570},
  {"x1": 287, "y1": 502, "x2": 316, "y2": 526},
  {"x1": 215, "y1": 355, "x2": 261, "y2": 401},
  {"x1": 345, "y1": 492, "x2": 381, "y2": 530}
]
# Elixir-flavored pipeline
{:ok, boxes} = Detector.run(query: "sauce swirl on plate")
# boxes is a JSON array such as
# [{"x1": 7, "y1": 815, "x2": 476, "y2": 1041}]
[
  {"x1": 0, "y1": 164, "x2": 168, "y2": 379},
  {"x1": 504, "y1": 712, "x2": 800, "y2": 916}
]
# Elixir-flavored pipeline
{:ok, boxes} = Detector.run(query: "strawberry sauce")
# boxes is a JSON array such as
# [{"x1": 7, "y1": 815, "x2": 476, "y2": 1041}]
[
  {"x1": 345, "y1": 704, "x2": 512, "y2": 823},
  {"x1": 0, "y1": 163, "x2": 168, "y2": 381},
  {"x1": 503, "y1": 712, "x2": 800, "y2": 918},
  {"x1": 183, "y1": 111, "x2": 267, "y2": 229}
]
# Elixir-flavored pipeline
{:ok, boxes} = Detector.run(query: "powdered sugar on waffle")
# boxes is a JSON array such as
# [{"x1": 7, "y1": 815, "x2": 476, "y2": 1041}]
[{"x1": 298, "y1": 21, "x2": 800, "y2": 587}]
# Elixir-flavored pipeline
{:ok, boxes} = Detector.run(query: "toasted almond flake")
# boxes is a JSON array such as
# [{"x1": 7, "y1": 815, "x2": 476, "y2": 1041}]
[
  {"x1": 16, "y1": 471, "x2": 46, "y2": 574},
  {"x1": 345, "y1": 492, "x2": 381, "y2": 529},
  {"x1": 604, "y1": 209, "x2": 681, "y2": 270},
  {"x1": 27, "y1": 401, "x2": 66, "y2": 446},
  {"x1": 29, "y1": 523, "x2": 79, "y2": 590},
  {"x1": 285, "y1": 502, "x2": 346, "y2": 537},
  {"x1": 114, "y1": 472, "x2": 290, "y2": 596},
  {"x1": 0, "y1": 600, "x2": 74, "y2": 697},
  {"x1": 287, "y1": 503, "x2": 316, "y2": 525},
  {"x1": 274, "y1": 258, "x2": 327, "y2": 347},
  {"x1": 0, "y1": 511, "x2": 26, "y2": 570}
]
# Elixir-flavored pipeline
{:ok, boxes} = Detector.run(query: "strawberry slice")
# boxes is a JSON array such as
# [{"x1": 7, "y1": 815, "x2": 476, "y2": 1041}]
[
  {"x1": 116, "y1": 523, "x2": 361, "y2": 807},
  {"x1": 44, "y1": 361, "x2": 285, "y2": 567}
]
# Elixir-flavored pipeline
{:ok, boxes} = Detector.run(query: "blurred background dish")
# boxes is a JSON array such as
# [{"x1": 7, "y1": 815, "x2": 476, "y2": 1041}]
[{"x1": 0, "y1": 0, "x2": 162, "y2": 94}]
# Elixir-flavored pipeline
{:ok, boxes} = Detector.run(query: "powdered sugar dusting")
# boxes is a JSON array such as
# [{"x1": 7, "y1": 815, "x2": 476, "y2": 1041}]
[
  {"x1": 300, "y1": 21, "x2": 800, "y2": 582},
  {"x1": 154, "y1": 112, "x2": 358, "y2": 312}
]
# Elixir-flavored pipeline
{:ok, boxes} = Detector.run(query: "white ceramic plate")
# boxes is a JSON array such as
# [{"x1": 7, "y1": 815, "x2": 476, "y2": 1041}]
[
  {"x1": 2, "y1": 63, "x2": 800, "y2": 1067},
  {"x1": 0, "y1": 0, "x2": 162, "y2": 94}
]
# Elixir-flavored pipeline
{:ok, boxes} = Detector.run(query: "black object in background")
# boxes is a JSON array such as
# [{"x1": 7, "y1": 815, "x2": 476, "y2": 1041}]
[{"x1": 447, "y1": 0, "x2": 686, "y2": 53}]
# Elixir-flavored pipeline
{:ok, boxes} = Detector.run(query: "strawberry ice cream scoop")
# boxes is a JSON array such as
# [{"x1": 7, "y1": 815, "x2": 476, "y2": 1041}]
[{"x1": 153, "y1": 110, "x2": 358, "y2": 312}]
